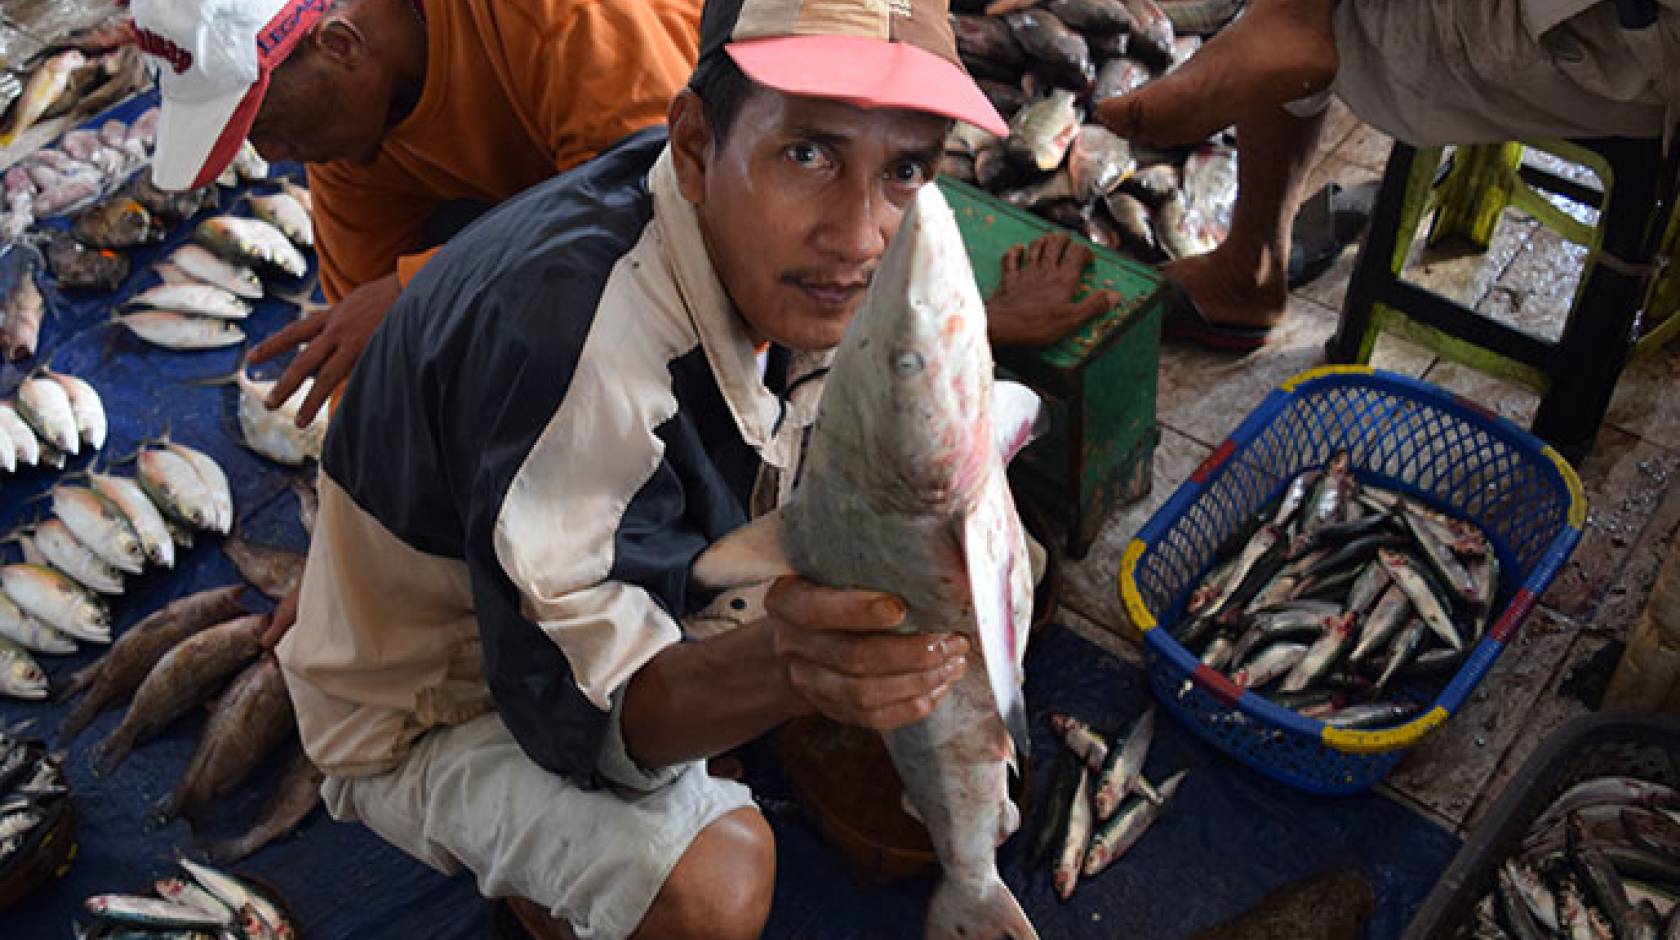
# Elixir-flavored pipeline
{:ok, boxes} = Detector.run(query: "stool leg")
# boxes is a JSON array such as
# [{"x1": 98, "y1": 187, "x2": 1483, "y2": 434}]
[
  {"x1": 1428, "y1": 143, "x2": 1523, "y2": 252},
  {"x1": 1328, "y1": 143, "x2": 1420, "y2": 363},
  {"x1": 1532, "y1": 138, "x2": 1661, "y2": 462}
]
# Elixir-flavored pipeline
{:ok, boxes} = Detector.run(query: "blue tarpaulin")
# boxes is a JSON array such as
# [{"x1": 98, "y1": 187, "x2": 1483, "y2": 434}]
[{"x1": 1, "y1": 91, "x2": 1463, "y2": 940}]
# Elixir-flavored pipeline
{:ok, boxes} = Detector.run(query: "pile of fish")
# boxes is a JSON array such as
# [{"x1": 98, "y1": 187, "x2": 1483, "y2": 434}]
[
  {"x1": 1457, "y1": 774, "x2": 1680, "y2": 939},
  {"x1": 1167, "y1": 452, "x2": 1501, "y2": 730},
  {"x1": 74, "y1": 856, "x2": 299, "y2": 939},
  {"x1": 940, "y1": 0, "x2": 1242, "y2": 263},
  {"x1": 1025, "y1": 706, "x2": 1188, "y2": 899},
  {"x1": 0, "y1": 721, "x2": 70, "y2": 872},
  {"x1": 115, "y1": 183, "x2": 315, "y2": 351},
  {"x1": 4, "y1": 105, "x2": 156, "y2": 244},
  {"x1": 0, "y1": 437, "x2": 235, "y2": 699},
  {"x1": 55, "y1": 584, "x2": 320, "y2": 860},
  {"x1": 0, "y1": 368, "x2": 103, "y2": 473}
]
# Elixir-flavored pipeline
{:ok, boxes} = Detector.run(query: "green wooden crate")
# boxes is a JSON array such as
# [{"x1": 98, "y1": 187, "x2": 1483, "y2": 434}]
[{"x1": 938, "y1": 176, "x2": 1167, "y2": 557}]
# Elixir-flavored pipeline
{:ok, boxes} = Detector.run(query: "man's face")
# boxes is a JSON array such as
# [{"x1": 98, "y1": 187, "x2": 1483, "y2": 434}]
[
  {"x1": 679, "y1": 88, "x2": 950, "y2": 352},
  {"x1": 247, "y1": 32, "x2": 390, "y2": 165}
]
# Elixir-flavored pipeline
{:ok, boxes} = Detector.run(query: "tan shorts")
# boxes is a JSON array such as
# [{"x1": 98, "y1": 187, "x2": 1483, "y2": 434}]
[
  {"x1": 1292, "y1": 0, "x2": 1671, "y2": 145},
  {"x1": 321, "y1": 711, "x2": 756, "y2": 940}
]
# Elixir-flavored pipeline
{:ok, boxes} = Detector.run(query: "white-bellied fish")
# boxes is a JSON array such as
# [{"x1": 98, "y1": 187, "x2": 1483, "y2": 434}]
[
  {"x1": 126, "y1": 283, "x2": 252, "y2": 320},
  {"x1": 0, "y1": 563, "x2": 108, "y2": 641},
  {"x1": 1053, "y1": 765, "x2": 1093, "y2": 901},
  {"x1": 691, "y1": 186, "x2": 1039, "y2": 940},
  {"x1": 196, "y1": 216, "x2": 308, "y2": 279},
  {"x1": 16, "y1": 375, "x2": 78, "y2": 455},
  {"x1": 45, "y1": 370, "x2": 105, "y2": 450},
  {"x1": 167, "y1": 245, "x2": 263, "y2": 299},
  {"x1": 0, "y1": 401, "x2": 39, "y2": 467},
  {"x1": 115, "y1": 311, "x2": 247, "y2": 350},
  {"x1": 89, "y1": 471, "x2": 176, "y2": 568},
  {"x1": 1083, "y1": 768, "x2": 1187, "y2": 876},
  {"x1": 163, "y1": 441, "x2": 233, "y2": 533},
  {"x1": 0, "y1": 589, "x2": 75, "y2": 654},
  {"x1": 248, "y1": 192, "x2": 312, "y2": 247},
  {"x1": 1092, "y1": 705, "x2": 1162, "y2": 818},
  {"x1": 137, "y1": 446, "x2": 219, "y2": 531},
  {"x1": 0, "y1": 637, "x2": 48, "y2": 699},
  {"x1": 32, "y1": 518, "x2": 124, "y2": 594},
  {"x1": 51, "y1": 485, "x2": 145, "y2": 575}
]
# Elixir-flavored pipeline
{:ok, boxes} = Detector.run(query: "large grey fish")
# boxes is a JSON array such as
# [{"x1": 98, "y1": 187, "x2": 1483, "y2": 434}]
[
  {"x1": 693, "y1": 186, "x2": 1040, "y2": 939},
  {"x1": 57, "y1": 586, "x2": 248, "y2": 743},
  {"x1": 90, "y1": 613, "x2": 267, "y2": 776},
  {"x1": 203, "y1": 743, "x2": 324, "y2": 863},
  {"x1": 151, "y1": 654, "x2": 295, "y2": 828}
]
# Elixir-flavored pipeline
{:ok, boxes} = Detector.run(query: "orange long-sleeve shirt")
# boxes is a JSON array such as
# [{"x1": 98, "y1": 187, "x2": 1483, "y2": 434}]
[{"x1": 308, "y1": 0, "x2": 700, "y2": 301}]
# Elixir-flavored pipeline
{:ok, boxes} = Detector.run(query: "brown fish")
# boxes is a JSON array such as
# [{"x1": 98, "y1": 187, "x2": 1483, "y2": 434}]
[
  {"x1": 203, "y1": 743, "x2": 324, "y2": 863},
  {"x1": 1118, "y1": 0, "x2": 1177, "y2": 66},
  {"x1": 58, "y1": 586, "x2": 250, "y2": 743},
  {"x1": 150, "y1": 655, "x2": 295, "y2": 829},
  {"x1": 1046, "y1": 0, "x2": 1133, "y2": 34},
  {"x1": 90, "y1": 613, "x2": 267, "y2": 777},
  {"x1": 45, "y1": 230, "x2": 129, "y2": 292},
  {"x1": 0, "y1": 249, "x2": 44, "y2": 361},
  {"x1": 223, "y1": 538, "x2": 307, "y2": 600},
  {"x1": 1190, "y1": 869, "x2": 1375, "y2": 940},
  {"x1": 1093, "y1": 57, "x2": 1153, "y2": 103},
  {"x1": 72, "y1": 196, "x2": 164, "y2": 249}
]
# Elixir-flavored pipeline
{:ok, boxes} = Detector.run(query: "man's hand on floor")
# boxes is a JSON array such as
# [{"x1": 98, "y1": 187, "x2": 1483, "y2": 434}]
[
  {"x1": 765, "y1": 576, "x2": 968, "y2": 733},
  {"x1": 249, "y1": 272, "x2": 403, "y2": 428},
  {"x1": 986, "y1": 233, "x2": 1121, "y2": 348}
]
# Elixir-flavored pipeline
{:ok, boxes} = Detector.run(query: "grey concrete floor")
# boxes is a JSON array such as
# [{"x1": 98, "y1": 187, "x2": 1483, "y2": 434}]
[{"x1": 1050, "y1": 105, "x2": 1680, "y2": 839}]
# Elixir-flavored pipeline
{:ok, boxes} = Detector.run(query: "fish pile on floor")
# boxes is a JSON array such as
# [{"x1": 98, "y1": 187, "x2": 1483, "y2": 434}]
[
  {"x1": 54, "y1": 584, "x2": 322, "y2": 861},
  {"x1": 74, "y1": 856, "x2": 299, "y2": 939},
  {"x1": 114, "y1": 176, "x2": 315, "y2": 351},
  {"x1": 1458, "y1": 775, "x2": 1680, "y2": 939},
  {"x1": 940, "y1": 0, "x2": 1242, "y2": 262},
  {"x1": 1024, "y1": 705, "x2": 1188, "y2": 899},
  {"x1": 0, "y1": 436, "x2": 236, "y2": 699},
  {"x1": 0, "y1": 721, "x2": 69, "y2": 871},
  {"x1": 1167, "y1": 451, "x2": 1501, "y2": 730}
]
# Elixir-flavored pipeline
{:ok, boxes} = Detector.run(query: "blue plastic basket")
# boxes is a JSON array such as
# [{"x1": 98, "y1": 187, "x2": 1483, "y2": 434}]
[{"x1": 1118, "y1": 366, "x2": 1587, "y2": 795}]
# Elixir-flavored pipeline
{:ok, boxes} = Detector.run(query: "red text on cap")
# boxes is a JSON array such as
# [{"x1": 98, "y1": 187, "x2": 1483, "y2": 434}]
[{"x1": 134, "y1": 27, "x2": 193, "y2": 74}]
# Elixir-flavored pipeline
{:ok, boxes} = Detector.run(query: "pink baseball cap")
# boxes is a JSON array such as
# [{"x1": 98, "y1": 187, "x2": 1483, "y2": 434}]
[
  {"x1": 699, "y1": 0, "x2": 1008, "y2": 136},
  {"x1": 130, "y1": 0, "x2": 331, "y2": 190}
]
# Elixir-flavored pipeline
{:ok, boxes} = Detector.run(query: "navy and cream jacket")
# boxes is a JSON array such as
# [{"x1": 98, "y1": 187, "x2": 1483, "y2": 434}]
[{"x1": 276, "y1": 129, "x2": 830, "y2": 786}]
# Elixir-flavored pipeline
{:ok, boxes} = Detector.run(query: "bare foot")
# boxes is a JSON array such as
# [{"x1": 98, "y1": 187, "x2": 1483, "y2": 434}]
[
  {"x1": 986, "y1": 233, "x2": 1122, "y2": 347},
  {"x1": 1166, "y1": 245, "x2": 1289, "y2": 331},
  {"x1": 1095, "y1": 0, "x2": 1338, "y2": 148}
]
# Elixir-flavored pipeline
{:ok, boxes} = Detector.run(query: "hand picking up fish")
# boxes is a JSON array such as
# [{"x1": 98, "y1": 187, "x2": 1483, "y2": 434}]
[
  {"x1": 1168, "y1": 451, "x2": 1500, "y2": 730},
  {"x1": 692, "y1": 185, "x2": 1040, "y2": 940}
]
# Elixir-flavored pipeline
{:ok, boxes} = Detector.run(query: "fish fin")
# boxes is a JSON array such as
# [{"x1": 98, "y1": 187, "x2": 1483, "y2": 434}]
[
  {"x1": 689, "y1": 510, "x2": 795, "y2": 591},
  {"x1": 991, "y1": 381, "x2": 1044, "y2": 465},
  {"x1": 961, "y1": 491, "x2": 1031, "y2": 763},
  {"x1": 927, "y1": 875, "x2": 1038, "y2": 940}
]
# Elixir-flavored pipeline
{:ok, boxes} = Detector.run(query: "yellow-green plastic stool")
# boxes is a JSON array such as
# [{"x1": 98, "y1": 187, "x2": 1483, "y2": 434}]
[{"x1": 1326, "y1": 137, "x2": 1674, "y2": 463}]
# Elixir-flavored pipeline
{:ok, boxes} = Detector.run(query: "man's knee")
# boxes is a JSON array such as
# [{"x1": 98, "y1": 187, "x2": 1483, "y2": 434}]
[{"x1": 636, "y1": 807, "x2": 775, "y2": 940}]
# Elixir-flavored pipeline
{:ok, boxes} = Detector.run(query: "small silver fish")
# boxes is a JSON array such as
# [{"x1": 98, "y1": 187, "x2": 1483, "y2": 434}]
[
  {"x1": 1053, "y1": 765, "x2": 1093, "y2": 901},
  {"x1": 0, "y1": 590, "x2": 75, "y2": 654},
  {"x1": 126, "y1": 283, "x2": 252, "y2": 320},
  {"x1": 196, "y1": 216, "x2": 308, "y2": 278},
  {"x1": 46, "y1": 370, "x2": 105, "y2": 450},
  {"x1": 1083, "y1": 768, "x2": 1187, "y2": 876},
  {"x1": 248, "y1": 192, "x2": 313, "y2": 247},
  {"x1": 137, "y1": 447, "x2": 220, "y2": 531},
  {"x1": 17, "y1": 375, "x2": 79, "y2": 455},
  {"x1": 115, "y1": 311, "x2": 247, "y2": 350},
  {"x1": 167, "y1": 245, "x2": 264, "y2": 299},
  {"x1": 32, "y1": 518, "x2": 125, "y2": 594},
  {"x1": 0, "y1": 637, "x2": 48, "y2": 700},
  {"x1": 89, "y1": 472, "x2": 176, "y2": 569},
  {"x1": 51, "y1": 485, "x2": 145, "y2": 575},
  {"x1": 0, "y1": 563, "x2": 108, "y2": 641}
]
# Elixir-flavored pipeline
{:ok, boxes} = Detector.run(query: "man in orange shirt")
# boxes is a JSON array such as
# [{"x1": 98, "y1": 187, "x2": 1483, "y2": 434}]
[{"x1": 134, "y1": 0, "x2": 703, "y2": 423}]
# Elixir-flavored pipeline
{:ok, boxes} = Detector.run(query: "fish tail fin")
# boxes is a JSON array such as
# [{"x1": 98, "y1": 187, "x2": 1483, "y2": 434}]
[
  {"x1": 88, "y1": 728, "x2": 131, "y2": 778},
  {"x1": 927, "y1": 876, "x2": 1038, "y2": 940}
]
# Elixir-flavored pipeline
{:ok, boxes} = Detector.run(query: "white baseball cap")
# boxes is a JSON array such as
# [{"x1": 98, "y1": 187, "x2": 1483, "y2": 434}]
[{"x1": 131, "y1": 0, "x2": 331, "y2": 190}]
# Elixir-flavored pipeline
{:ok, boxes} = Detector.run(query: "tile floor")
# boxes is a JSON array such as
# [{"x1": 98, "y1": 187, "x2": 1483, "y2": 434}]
[{"x1": 1049, "y1": 108, "x2": 1680, "y2": 839}]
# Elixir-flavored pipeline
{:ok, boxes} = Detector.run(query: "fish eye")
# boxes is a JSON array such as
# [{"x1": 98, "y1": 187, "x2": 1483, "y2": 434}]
[{"x1": 892, "y1": 350, "x2": 924, "y2": 375}]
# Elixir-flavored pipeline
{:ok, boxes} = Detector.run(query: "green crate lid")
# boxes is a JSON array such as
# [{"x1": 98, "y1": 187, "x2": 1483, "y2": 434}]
[{"x1": 937, "y1": 175, "x2": 1166, "y2": 378}]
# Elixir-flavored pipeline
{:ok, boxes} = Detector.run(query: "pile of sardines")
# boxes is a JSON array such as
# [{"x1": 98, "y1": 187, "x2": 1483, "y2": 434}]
[
  {"x1": 1458, "y1": 775, "x2": 1680, "y2": 939},
  {"x1": 941, "y1": 0, "x2": 1241, "y2": 264},
  {"x1": 0, "y1": 720, "x2": 68, "y2": 873},
  {"x1": 58, "y1": 585, "x2": 321, "y2": 863},
  {"x1": 74, "y1": 855, "x2": 298, "y2": 939},
  {"x1": 1025, "y1": 705, "x2": 1189, "y2": 899},
  {"x1": 1169, "y1": 451, "x2": 1501, "y2": 729}
]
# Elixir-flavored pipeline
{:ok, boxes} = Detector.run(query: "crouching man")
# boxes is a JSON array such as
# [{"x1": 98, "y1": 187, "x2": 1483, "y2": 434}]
[{"x1": 275, "y1": 0, "x2": 1019, "y2": 936}]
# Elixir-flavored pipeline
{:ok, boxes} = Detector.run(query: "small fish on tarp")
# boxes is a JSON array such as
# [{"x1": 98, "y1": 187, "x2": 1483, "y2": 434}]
[
  {"x1": 44, "y1": 230, "x2": 129, "y2": 292},
  {"x1": 223, "y1": 537, "x2": 306, "y2": 600},
  {"x1": 1190, "y1": 868, "x2": 1376, "y2": 940},
  {"x1": 195, "y1": 215, "x2": 308, "y2": 279},
  {"x1": 0, "y1": 246, "x2": 46, "y2": 361},
  {"x1": 71, "y1": 195, "x2": 165, "y2": 249}
]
